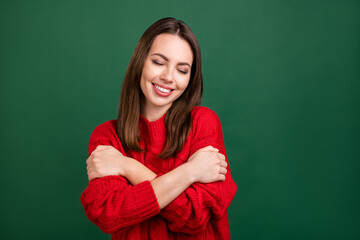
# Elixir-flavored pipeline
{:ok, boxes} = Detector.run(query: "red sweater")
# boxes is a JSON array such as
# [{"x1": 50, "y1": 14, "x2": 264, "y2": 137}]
[{"x1": 80, "y1": 106, "x2": 237, "y2": 240}]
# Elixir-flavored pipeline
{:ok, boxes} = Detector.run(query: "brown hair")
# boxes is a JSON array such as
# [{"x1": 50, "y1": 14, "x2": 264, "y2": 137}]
[{"x1": 117, "y1": 17, "x2": 203, "y2": 158}]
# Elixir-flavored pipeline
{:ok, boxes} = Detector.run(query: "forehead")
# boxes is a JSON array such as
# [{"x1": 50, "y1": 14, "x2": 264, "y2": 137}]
[{"x1": 148, "y1": 33, "x2": 193, "y2": 64}]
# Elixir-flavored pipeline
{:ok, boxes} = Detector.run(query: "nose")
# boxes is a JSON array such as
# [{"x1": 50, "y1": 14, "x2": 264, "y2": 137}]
[{"x1": 160, "y1": 66, "x2": 174, "y2": 83}]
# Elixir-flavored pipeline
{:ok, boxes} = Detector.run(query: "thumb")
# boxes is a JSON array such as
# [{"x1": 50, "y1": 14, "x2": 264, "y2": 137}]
[
  {"x1": 95, "y1": 145, "x2": 109, "y2": 152},
  {"x1": 202, "y1": 145, "x2": 219, "y2": 152}
]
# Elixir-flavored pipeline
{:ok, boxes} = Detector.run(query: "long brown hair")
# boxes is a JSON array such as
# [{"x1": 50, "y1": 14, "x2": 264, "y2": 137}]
[{"x1": 117, "y1": 17, "x2": 203, "y2": 158}]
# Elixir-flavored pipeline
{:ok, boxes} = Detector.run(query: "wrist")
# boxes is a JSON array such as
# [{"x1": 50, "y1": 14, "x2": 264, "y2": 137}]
[
  {"x1": 120, "y1": 156, "x2": 133, "y2": 178},
  {"x1": 181, "y1": 162, "x2": 198, "y2": 184},
  {"x1": 122, "y1": 157, "x2": 157, "y2": 185}
]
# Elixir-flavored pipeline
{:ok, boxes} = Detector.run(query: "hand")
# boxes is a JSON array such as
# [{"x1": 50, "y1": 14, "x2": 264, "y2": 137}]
[
  {"x1": 86, "y1": 145, "x2": 129, "y2": 181},
  {"x1": 187, "y1": 145, "x2": 228, "y2": 183}
]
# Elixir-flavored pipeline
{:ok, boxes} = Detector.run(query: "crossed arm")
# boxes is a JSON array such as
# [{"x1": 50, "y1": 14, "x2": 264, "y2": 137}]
[{"x1": 86, "y1": 144, "x2": 228, "y2": 209}]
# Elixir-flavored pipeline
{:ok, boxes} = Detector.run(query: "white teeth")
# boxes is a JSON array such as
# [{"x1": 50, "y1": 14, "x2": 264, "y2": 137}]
[{"x1": 154, "y1": 84, "x2": 171, "y2": 93}]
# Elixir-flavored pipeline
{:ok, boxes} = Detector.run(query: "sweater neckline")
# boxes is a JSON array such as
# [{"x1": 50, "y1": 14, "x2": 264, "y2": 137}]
[{"x1": 138, "y1": 112, "x2": 167, "y2": 152}]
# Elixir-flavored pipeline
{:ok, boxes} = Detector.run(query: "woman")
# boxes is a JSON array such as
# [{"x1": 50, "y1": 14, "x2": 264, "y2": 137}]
[{"x1": 81, "y1": 17, "x2": 237, "y2": 239}]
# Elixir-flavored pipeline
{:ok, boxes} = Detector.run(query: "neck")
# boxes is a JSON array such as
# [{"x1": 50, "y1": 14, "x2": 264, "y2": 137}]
[{"x1": 141, "y1": 102, "x2": 171, "y2": 122}]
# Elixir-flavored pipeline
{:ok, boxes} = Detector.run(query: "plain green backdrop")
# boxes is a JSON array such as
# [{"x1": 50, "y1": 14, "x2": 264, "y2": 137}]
[{"x1": 1, "y1": 0, "x2": 359, "y2": 239}]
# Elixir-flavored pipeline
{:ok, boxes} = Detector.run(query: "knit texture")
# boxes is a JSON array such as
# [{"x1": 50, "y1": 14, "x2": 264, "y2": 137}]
[{"x1": 80, "y1": 106, "x2": 237, "y2": 240}]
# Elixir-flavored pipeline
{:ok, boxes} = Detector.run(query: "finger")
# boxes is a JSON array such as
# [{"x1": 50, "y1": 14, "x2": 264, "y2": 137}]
[
  {"x1": 208, "y1": 145, "x2": 219, "y2": 151},
  {"x1": 87, "y1": 160, "x2": 96, "y2": 173},
  {"x1": 86, "y1": 157, "x2": 93, "y2": 167},
  {"x1": 95, "y1": 145, "x2": 108, "y2": 151},
  {"x1": 217, "y1": 153, "x2": 225, "y2": 160},
  {"x1": 218, "y1": 174, "x2": 226, "y2": 182},
  {"x1": 220, "y1": 160, "x2": 228, "y2": 168},
  {"x1": 88, "y1": 170, "x2": 98, "y2": 180},
  {"x1": 86, "y1": 155, "x2": 93, "y2": 164},
  {"x1": 86, "y1": 163, "x2": 91, "y2": 172},
  {"x1": 88, "y1": 172, "x2": 96, "y2": 181},
  {"x1": 87, "y1": 165, "x2": 94, "y2": 174},
  {"x1": 207, "y1": 149, "x2": 220, "y2": 152},
  {"x1": 219, "y1": 167, "x2": 227, "y2": 175},
  {"x1": 202, "y1": 145, "x2": 219, "y2": 152}
]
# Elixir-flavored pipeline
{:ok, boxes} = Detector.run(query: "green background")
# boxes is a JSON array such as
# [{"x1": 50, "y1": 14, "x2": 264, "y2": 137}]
[{"x1": 1, "y1": 0, "x2": 359, "y2": 239}]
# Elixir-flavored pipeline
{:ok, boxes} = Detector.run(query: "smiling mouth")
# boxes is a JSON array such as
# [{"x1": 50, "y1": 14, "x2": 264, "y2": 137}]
[{"x1": 152, "y1": 83, "x2": 174, "y2": 93}]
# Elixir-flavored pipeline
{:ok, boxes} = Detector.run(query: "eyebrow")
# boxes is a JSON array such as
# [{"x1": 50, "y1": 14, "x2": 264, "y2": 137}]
[{"x1": 151, "y1": 53, "x2": 191, "y2": 67}]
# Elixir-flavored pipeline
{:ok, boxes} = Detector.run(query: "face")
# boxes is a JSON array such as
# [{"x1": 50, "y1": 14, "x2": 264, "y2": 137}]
[{"x1": 140, "y1": 33, "x2": 193, "y2": 120}]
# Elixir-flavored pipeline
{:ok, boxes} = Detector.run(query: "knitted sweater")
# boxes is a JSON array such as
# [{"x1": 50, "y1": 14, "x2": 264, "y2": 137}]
[{"x1": 80, "y1": 106, "x2": 237, "y2": 240}]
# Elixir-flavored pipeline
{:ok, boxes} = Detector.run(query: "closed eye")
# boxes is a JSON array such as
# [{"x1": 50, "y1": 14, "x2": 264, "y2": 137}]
[
  {"x1": 152, "y1": 60, "x2": 163, "y2": 65},
  {"x1": 177, "y1": 69, "x2": 188, "y2": 74}
]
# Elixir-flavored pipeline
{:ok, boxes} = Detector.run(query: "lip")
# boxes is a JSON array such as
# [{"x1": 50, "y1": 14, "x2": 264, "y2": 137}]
[
  {"x1": 152, "y1": 83, "x2": 174, "y2": 90},
  {"x1": 152, "y1": 83, "x2": 174, "y2": 97}
]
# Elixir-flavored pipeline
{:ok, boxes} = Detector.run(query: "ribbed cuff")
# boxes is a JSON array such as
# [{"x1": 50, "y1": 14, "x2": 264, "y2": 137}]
[{"x1": 132, "y1": 180, "x2": 161, "y2": 218}]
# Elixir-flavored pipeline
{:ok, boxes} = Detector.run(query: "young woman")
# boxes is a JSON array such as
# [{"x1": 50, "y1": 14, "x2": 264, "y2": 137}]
[{"x1": 81, "y1": 17, "x2": 237, "y2": 240}]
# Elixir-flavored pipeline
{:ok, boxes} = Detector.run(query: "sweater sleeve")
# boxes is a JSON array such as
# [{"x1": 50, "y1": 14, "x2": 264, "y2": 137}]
[
  {"x1": 80, "y1": 122, "x2": 160, "y2": 234},
  {"x1": 159, "y1": 108, "x2": 237, "y2": 234}
]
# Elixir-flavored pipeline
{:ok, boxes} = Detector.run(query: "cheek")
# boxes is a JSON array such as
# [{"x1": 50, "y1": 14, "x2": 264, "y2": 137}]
[
  {"x1": 141, "y1": 66, "x2": 151, "y2": 83},
  {"x1": 142, "y1": 62, "x2": 161, "y2": 82},
  {"x1": 140, "y1": 76, "x2": 146, "y2": 94},
  {"x1": 178, "y1": 77, "x2": 191, "y2": 91},
  {"x1": 140, "y1": 66, "x2": 154, "y2": 93}
]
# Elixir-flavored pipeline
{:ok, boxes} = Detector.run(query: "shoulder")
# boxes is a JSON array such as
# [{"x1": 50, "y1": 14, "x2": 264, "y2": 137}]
[
  {"x1": 90, "y1": 120, "x2": 118, "y2": 139},
  {"x1": 87, "y1": 120, "x2": 121, "y2": 155},
  {"x1": 188, "y1": 106, "x2": 225, "y2": 154},
  {"x1": 191, "y1": 106, "x2": 222, "y2": 127},
  {"x1": 190, "y1": 106, "x2": 223, "y2": 139}
]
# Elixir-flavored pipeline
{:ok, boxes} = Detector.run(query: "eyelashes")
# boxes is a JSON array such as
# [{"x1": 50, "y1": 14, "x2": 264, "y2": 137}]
[
  {"x1": 151, "y1": 60, "x2": 188, "y2": 75},
  {"x1": 152, "y1": 60, "x2": 163, "y2": 66},
  {"x1": 177, "y1": 69, "x2": 188, "y2": 74}
]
